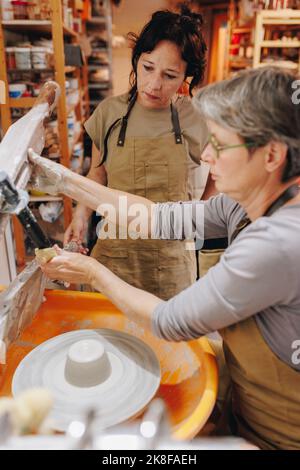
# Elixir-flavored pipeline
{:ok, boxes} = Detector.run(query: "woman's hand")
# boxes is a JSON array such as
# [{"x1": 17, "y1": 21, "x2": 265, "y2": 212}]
[
  {"x1": 39, "y1": 247, "x2": 161, "y2": 333},
  {"x1": 64, "y1": 205, "x2": 90, "y2": 246},
  {"x1": 40, "y1": 246, "x2": 98, "y2": 285}
]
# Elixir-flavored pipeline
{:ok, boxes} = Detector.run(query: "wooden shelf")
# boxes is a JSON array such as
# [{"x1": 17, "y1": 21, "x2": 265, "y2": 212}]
[
  {"x1": 2, "y1": 20, "x2": 78, "y2": 38},
  {"x1": 229, "y1": 60, "x2": 252, "y2": 69},
  {"x1": 225, "y1": 17, "x2": 254, "y2": 78},
  {"x1": 92, "y1": 47, "x2": 107, "y2": 53},
  {"x1": 259, "y1": 9, "x2": 300, "y2": 20},
  {"x1": 253, "y1": 9, "x2": 300, "y2": 71},
  {"x1": 64, "y1": 66, "x2": 77, "y2": 73},
  {"x1": 88, "y1": 82, "x2": 110, "y2": 89},
  {"x1": 9, "y1": 97, "x2": 36, "y2": 108},
  {"x1": 257, "y1": 61, "x2": 298, "y2": 70},
  {"x1": 232, "y1": 27, "x2": 253, "y2": 34},
  {"x1": 263, "y1": 19, "x2": 300, "y2": 25},
  {"x1": 260, "y1": 40, "x2": 300, "y2": 48},
  {"x1": 7, "y1": 66, "x2": 78, "y2": 74},
  {"x1": 87, "y1": 17, "x2": 106, "y2": 25}
]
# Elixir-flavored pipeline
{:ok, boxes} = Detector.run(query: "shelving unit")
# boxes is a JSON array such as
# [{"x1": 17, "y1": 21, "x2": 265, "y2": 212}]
[
  {"x1": 0, "y1": 0, "x2": 88, "y2": 268},
  {"x1": 224, "y1": 3, "x2": 300, "y2": 78},
  {"x1": 227, "y1": 25, "x2": 254, "y2": 72},
  {"x1": 85, "y1": 0, "x2": 113, "y2": 114},
  {"x1": 253, "y1": 9, "x2": 300, "y2": 72},
  {"x1": 224, "y1": 1, "x2": 254, "y2": 78}
]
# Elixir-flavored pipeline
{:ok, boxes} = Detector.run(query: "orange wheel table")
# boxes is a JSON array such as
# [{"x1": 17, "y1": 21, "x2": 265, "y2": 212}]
[{"x1": 0, "y1": 289, "x2": 218, "y2": 440}]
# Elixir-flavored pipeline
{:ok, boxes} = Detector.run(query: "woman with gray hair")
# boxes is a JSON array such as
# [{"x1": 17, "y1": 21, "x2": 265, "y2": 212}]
[{"x1": 29, "y1": 66, "x2": 300, "y2": 449}]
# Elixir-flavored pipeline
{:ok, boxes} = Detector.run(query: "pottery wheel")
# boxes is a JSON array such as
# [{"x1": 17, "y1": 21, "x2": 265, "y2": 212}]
[{"x1": 12, "y1": 329, "x2": 161, "y2": 431}]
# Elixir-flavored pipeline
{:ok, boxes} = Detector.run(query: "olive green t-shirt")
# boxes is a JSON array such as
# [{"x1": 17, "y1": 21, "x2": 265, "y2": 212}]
[{"x1": 84, "y1": 93, "x2": 210, "y2": 199}]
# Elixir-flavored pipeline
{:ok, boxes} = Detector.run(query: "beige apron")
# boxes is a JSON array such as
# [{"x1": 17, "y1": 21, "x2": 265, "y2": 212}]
[
  {"x1": 91, "y1": 97, "x2": 196, "y2": 300},
  {"x1": 219, "y1": 316, "x2": 300, "y2": 450},
  {"x1": 217, "y1": 187, "x2": 300, "y2": 449},
  {"x1": 198, "y1": 249, "x2": 224, "y2": 278}
]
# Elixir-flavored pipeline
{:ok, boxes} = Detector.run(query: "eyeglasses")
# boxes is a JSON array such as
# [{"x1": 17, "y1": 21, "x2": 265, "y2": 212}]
[{"x1": 207, "y1": 133, "x2": 257, "y2": 159}]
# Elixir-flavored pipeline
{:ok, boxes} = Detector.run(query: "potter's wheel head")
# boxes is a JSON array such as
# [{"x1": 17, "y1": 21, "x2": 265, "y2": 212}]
[{"x1": 12, "y1": 329, "x2": 161, "y2": 431}]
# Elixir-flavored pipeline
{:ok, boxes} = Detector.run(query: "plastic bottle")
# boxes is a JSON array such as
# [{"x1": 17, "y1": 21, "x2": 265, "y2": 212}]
[{"x1": 1, "y1": 0, "x2": 14, "y2": 20}]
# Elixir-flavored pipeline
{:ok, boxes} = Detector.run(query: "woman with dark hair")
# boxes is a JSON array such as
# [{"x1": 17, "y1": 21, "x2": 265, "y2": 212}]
[
  {"x1": 64, "y1": 5, "x2": 209, "y2": 299},
  {"x1": 127, "y1": 6, "x2": 206, "y2": 100}
]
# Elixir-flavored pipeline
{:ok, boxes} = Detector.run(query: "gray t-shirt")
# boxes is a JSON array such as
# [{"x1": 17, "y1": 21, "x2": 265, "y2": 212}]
[{"x1": 152, "y1": 194, "x2": 300, "y2": 370}]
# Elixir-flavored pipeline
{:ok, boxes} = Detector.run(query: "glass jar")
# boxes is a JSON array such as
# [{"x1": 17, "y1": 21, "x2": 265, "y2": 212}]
[
  {"x1": 39, "y1": 0, "x2": 51, "y2": 19},
  {"x1": 15, "y1": 47, "x2": 31, "y2": 69},
  {"x1": 11, "y1": 1, "x2": 29, "y2": 19},
  {"x1": 31, "y1": 47, "x2": 48, "y2": 70},
  {"x1": 27, "y1": 2, "x2": 40, "y2": 20},
  {"x1": 1, "y1": 0, "x2": 14, "y2": 20}
]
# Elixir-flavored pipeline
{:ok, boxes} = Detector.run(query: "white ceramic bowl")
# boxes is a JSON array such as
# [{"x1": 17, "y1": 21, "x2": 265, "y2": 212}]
[{"x1": 64, "y1": 339, "x2": 111, "y2": 388}]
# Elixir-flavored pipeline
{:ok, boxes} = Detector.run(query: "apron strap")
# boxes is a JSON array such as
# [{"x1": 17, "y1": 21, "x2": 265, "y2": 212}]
[
  {"x1": 117, "y1": 93, "x2": 137, "y2": 147},
  {"x1": 264, "y1": 183, "x2": 299, "y2": 217},
  {"x1": 231, "y1": 217, "x2": 251, "y2": 243},
  {"x1": 98, "y1": 117, "x2": 122, "y2": 166},
  {"x1": 170, "y1": 102, "x2": 183, "y2": 144},
  {"x1": 102, "y1": 94, "x2": 184, "y2": 164},
  {"x1": 231, "y1": 184, "x2": 299, "y2": 242},
  {"x1": 99, "y1": 93, "x2": 137, "y2": 165},
  {"x1": 118, "y1": 95, "x2": 183, "y2": 146}
]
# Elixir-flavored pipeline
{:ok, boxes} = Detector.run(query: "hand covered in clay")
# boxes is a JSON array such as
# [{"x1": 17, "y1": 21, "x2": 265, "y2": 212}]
[
  {"x1": 28, "y1": 148, "x2": 70, "y2": 195},
  {"x1": 40, "y1": 245, "x2": 98, "y2": 285}
]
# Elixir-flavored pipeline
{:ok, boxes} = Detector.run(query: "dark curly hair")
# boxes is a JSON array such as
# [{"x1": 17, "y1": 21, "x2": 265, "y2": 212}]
[{"x1": 127, "y1": 4, "x2": 207, "y2": 100}]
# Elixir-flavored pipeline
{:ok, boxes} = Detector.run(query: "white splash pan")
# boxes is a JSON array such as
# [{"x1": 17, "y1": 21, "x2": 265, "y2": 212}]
[{"x1": 12, "y1": 329, "x2": 161, "y2": 431}]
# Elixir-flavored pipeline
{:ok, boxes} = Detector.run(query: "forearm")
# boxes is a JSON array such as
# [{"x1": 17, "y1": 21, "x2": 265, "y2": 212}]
[
  {"x1": 64, "y1": 170, "x2": 154, "y2": 236},
  {"x1": 90, "y1": 261, "x2": 162, "y2": 330},
  {"x1": 72, "y1": 171, "x2": 104, "y2": 222},
  {"x1": 29, "y1": 149, "x2": 154, "y2": 236}
]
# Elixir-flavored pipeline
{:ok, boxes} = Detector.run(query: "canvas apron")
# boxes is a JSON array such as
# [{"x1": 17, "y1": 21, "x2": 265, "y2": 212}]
[
  {"x1": 220, "y1": 316, "x2": 300, "y2": 450},
  {"x1": 218, "y1": 184, "x2": 300, "y2": 450},
  {"x1": 91, "y1": 96, "x2": 196, "y2": 300}
]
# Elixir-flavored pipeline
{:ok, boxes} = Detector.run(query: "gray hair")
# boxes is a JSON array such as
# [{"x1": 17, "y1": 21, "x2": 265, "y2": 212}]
[{"x1": 193, "y1": 67, "x2": 300, "y2": 181}]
